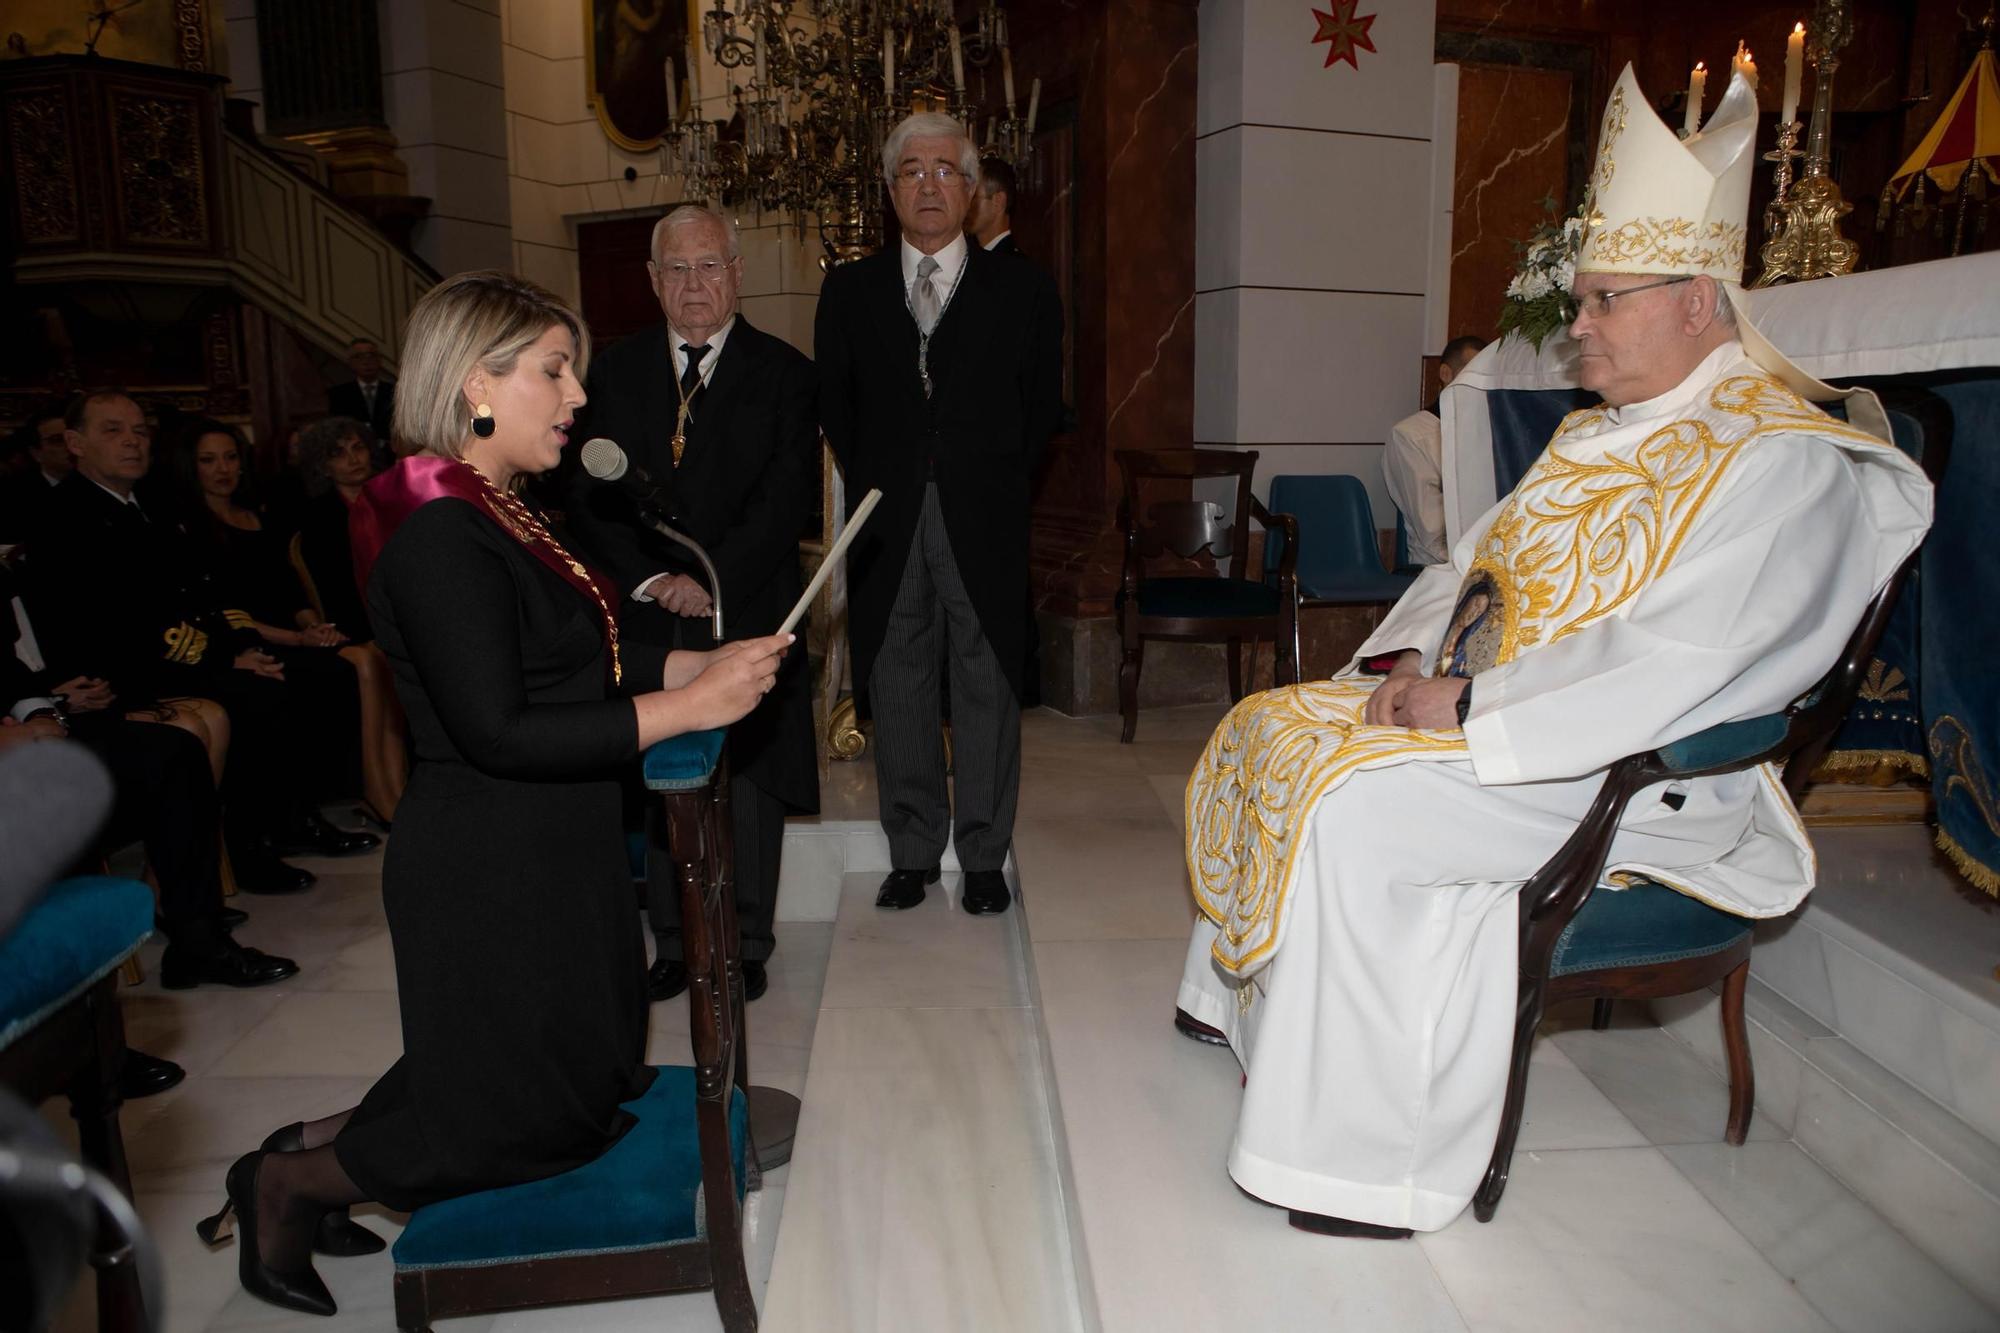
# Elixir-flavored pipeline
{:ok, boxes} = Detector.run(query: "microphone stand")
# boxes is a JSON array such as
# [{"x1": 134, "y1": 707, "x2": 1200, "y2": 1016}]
[{"x1": 638, "y1": 512, "x2": 725, "y2": 641}]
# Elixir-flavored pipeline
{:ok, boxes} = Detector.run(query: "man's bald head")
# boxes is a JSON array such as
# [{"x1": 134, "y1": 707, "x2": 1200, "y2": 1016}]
[{"x1": 1567, "y1": 273, "x2": 1737, "y2": 407}]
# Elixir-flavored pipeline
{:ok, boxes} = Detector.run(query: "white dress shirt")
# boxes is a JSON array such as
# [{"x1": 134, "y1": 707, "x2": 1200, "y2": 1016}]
[
  {"x1": 982, "y1": 230, "x2": 1013, "y2": 251},
  {"x1": 900, "y1": 233, "x2": 969, "y2": 322},
  {"x1": 1384, "y1": 409, "x2": 1448, "y2": 566}
]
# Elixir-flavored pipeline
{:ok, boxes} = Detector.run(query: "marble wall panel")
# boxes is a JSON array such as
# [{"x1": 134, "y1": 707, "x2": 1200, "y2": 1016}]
[{"x1": 1447, "y1": 60, "x2": 1574, "y2": 344}]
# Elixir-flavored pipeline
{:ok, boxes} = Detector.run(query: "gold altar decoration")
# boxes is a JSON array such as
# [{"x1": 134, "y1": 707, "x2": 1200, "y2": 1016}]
[
  {"x1": 661, "y1": 0, "x2": 1037, "y2": 266},
  {"x1": 1756, "y1": 0, "x2": 1861, "y2": 286},
  {"x1": 1877, "y1": 14, "x2": 2000, "y2": 257}
]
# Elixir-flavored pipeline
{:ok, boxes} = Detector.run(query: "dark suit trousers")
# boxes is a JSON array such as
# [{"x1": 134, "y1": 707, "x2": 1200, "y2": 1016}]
[
  {"x1": 646, "y1": 767, "x2": 782, "y2": 964},
  {"x1": 73, "y1": 715, "x2": 227, "y2": 948},
  {"x1": 871, "y1": 483, "x2": 1021, "y2": 872}
]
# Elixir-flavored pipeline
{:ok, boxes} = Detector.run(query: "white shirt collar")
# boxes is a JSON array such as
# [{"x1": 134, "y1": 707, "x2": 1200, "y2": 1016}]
[
  {"x1": 88, "y1": 477, "x2": 141, "y2": 509},
  {"x1": 1602, "y1": 341, "x2": 1746, "y2": 426},
  {"x1": 982, "y1": 230, "x2": 1012, "y2": 251},
  {"x1": 901, "y1": 233, "x2": 969, "y2": 292},
  {"x1": 40, "y1": 469, "x2": 64, "y2": 486},
  {"x1": 669, "y1": 314, "x2": 737, "y2": 385}
]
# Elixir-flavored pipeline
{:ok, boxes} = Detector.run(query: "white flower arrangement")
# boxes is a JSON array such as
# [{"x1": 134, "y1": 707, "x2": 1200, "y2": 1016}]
[{"x1": 1499, "y1": 199, "x2": 1585, "y2": 352}]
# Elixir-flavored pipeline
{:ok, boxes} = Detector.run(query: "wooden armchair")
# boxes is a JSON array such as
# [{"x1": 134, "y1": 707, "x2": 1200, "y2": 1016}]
[
  {"x1": 1474, "y1": 386, "x2": 1950, "y2": 1221},
  {"x1": 1115, "y1": 449, "x2": 1300, "y2": 743},
  {"x1": 391, "y1": 730, "x2": 758, "y2": 1331}
]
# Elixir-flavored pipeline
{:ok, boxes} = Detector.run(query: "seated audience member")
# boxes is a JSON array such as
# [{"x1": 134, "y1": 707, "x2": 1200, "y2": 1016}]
[
  {"x1": 2, "y1": 568, "x2": 299, "y2": 991},
  {"x1": 1385, "y1": 335, "x2": 1488, "y2": 568},
  {"x1": 1176, "y1": 66, "x2": 1933, "y2": 1239},
  {"x1": 294, "y1": 417, "x2": 381, "y2": 643},
  {"x1": 26, "y1": 391, "x2": 378, "y2": 895},
  {"x1": 174, "y1": 419, "x2": 406, "y2": 824},
  {"x1": 0, "y1": 398, "x2": 73, "y2": 549}
]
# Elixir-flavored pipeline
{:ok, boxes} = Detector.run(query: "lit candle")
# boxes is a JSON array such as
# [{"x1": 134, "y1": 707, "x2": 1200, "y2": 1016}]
[
  {"x1": 1733, "y1": 40, "x2": 1757, "y2": 87},
  {"x1": 1782, "y1": 22, "x2": 1805, "y2": 125},
  {"x1": 1002, "y1": 46, "x2": 1016, "y2": 114},
  {"x1": 664, "y1": 58, "x2": 677, "y2": 122},
  {"x1": 1683, "y1": 61, "x2": 1706, "y2": 136},
  {"x1": 883, "y1": 24, "x2": 895, "y2": 97},
  {"x1": 1026, "y1": 77, "x2": 1040, "y2": 135},
  {"x1": 949, "y1": 26, "x2": 965, "y2": 92}
]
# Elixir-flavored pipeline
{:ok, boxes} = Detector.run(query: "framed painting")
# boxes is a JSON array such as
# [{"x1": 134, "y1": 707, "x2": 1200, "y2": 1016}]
[{"x1": 583, "y1": 0, "x2": 695, "y2": 152}]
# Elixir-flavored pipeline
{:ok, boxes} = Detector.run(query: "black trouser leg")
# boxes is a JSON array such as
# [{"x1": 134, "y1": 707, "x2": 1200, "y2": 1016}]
[{"x1": 76, "y1": 716, "x2": 226, "y2": 948}]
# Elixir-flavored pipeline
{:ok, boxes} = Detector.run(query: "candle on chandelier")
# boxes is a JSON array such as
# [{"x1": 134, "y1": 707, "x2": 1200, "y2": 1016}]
[
  {"x1": 1026, "y1": 77, "x2": 1040, "y2": 135},
  {"x1": 687, "y1": 39, "x2": 701, "y2": 106},
  {"x1": 754, "y1": 22, "x2": 767, "y2": 86},
  {"x1": 664, "y1": 58, "x2": 677, "y2": 122},
  {"x1": 1782, "y1": 22, "x2": 1805, "y2": 125},
  {"x1": 949, "y1": 26, "x2": 965, "y2": 92},
  {"x1": 1733, "y1": 40, "x2": 1756, "y2": 87},
  {"x1": 1002, "y1": 46, "x2": 1016, "y2": 114},
  {"x1": 884, "y1": 24, "x2": 895, "y2": 96},
  {"x1": 1683, "y1": 61, "x2": 1706, "y2": 136}
]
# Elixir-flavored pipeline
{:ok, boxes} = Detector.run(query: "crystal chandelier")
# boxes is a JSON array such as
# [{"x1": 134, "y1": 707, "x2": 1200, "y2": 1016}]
[{"x1": 661, "y1": 1, "x2": 1040, "y2": 264}]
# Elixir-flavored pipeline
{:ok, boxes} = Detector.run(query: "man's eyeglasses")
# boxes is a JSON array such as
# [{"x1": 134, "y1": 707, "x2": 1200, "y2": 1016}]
[
  {"x1": 894, "y1": 164, "x2": 964, "y2": 187},
  {"x1": 657, "y1": 258, "x2": 735, "y2": 283},
  {"x1": 1560, "y1": 276, "x2": 1692, "y2": 323}
]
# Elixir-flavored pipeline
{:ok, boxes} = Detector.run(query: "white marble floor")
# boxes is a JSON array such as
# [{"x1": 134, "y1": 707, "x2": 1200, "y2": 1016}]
[{"x1": 39, "y1": 702, "x2": 2000, "y2": 1333}]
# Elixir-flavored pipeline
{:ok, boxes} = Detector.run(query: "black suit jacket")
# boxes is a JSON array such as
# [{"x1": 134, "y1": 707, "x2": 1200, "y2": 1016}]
[
  {"x1": 565, "y1": 316, "x2": 820, "y2": 813},
  {"x1": 987, "y1": 232, "x2": 1022, "y2": 256},
  {"x1": 328, "y1": 378, "x2": 397, "y2": 445},
  {"x1": 815, "y1": 245, "x2": 1062, "y2": 699}
]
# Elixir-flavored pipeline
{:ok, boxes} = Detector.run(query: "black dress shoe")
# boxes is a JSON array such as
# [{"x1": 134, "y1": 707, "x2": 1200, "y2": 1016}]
[
  {"x1": 961, "y1": 869, "x2": 1011, "y2": 916},
  {"x1": 258, "y1": 1123, "x2": 386, "y2": 1257},
  {"x1": 161, "y1": 941, "x2": 300, "y2": 990},
  {"x1": 1288, "y1": 1209, "x2": 1414, "y2": 1240},
  {"x1": 117, "y1": 1048, "x2": 185, "y2": 1100},
  {"x1": 196, "y1": 1151, "x2": 338, "y2": 1316},
  {"x1": 876, "y1": 866, "x2": 939, "y2": 910},
  {"x1": 648, "y1": 958, "x2": 688, "y2": 1002},
  {"x1": 219, "y1": 906, "x2": 250, "y2": 929},
  {"x1": 266, "y1": 812, "x2": 379, "y2": 859},
  {"x1": 742, "y1": 960, "x2": 768, "y2": 1002},
  {"x1": 234, "y1": 851, "x2": 317, "y2": 895},
  {"x1": 1174, "y1": 1008, "x2": 1230, "y2": 1046}
]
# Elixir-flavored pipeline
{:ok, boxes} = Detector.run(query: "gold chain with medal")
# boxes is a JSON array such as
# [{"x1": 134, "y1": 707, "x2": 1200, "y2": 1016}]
[{"x1": 458, "y1": 459, "x2": 624, "y2": 685}]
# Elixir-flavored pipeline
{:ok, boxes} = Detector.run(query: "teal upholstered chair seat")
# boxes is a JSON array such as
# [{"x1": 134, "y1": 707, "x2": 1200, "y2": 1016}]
[
  {"x1": 1550, "y1": 880, "x2": 1751, "y2": 978},
  {"x1": 642, "y1": 729, "x2": 727, "y2": 792},
  {"x1": 1127, "y1": 576, "x2": 1280, "y2": 620},
  {"x1": 0, "y1": 876, "x2": 153, "y2": 1052},
  {"x1": 394, "y1": 1065, "x2": 749, "y2": 1271}
]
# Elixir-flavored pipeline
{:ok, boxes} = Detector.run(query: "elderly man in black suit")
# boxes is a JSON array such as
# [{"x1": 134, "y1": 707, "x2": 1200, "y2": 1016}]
[
  {"x1": 327, "y1": 338, "x2": 397, "y2": 453},
  {"x1": 816, "y1": 113, "x2": 1063, "y2": 916},
  {"x1": 565, "y1": 204, "x2": 819, "y2": 1003}
]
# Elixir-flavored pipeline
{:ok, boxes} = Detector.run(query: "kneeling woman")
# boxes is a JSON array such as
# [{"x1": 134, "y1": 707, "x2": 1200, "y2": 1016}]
[{"x1": 199, "y1": 271, "x2": 790, "y2": 1316}]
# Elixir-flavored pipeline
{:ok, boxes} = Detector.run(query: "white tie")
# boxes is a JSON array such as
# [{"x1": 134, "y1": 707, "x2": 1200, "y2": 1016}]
[{"x1": 911, "y1": 255, "x2": 941, "y2": 335}]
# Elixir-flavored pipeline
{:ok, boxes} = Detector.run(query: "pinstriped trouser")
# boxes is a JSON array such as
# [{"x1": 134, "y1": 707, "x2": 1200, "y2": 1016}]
[{"x1": 870, "y1": 482, "x2": 1021, "y2": 873}]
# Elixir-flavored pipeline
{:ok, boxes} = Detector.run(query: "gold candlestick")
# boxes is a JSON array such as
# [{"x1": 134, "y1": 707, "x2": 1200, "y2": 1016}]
[
  {"x1": 1762, "y1": 118, "x2": 1805, "y2": 239},
  {"x1": 1755, "y1": 0, "x2": 1860, "y2": 285}
]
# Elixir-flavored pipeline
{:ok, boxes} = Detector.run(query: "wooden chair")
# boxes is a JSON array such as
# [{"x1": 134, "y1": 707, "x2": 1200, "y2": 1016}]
[
  {"x1": 1115, "y1": 449, "x2": 1300, "y2": 743},
  {"x1": 1474, "y1": 387, "x2": 1950, "y2": 1221},
  {"x1": 390, "y1": 729, "x2": 758, "y2": 1331},
  {"x1": 0, "y1": 875, "x2": 157, "y2": 1331}
]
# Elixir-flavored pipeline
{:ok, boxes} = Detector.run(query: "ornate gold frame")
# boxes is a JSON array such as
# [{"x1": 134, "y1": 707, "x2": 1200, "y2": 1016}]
[{"x1": 581, "y1": 0, "x2": 703, "y2": 153}]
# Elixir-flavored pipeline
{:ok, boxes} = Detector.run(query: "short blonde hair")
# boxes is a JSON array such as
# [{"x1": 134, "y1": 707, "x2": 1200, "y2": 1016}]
[{"x1": 393, "y1": 271, "x2": 591, "y2": 458}]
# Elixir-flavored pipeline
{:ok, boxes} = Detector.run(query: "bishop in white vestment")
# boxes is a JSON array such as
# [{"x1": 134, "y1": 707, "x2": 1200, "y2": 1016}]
[{"x1": 1175, "y1": 65, "x2": 1933, "y2": 1236}]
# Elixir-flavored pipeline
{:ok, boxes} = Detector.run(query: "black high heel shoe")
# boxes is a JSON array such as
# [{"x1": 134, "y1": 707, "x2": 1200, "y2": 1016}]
[
  {"x1": 259, "y1": 1122, "x2": 385, "y2": 1256},
  {"x1": 195, "y1": 1151, "x2": 337, "y2": 1317}
]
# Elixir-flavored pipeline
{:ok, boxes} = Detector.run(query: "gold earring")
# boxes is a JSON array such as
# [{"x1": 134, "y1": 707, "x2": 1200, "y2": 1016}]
[{"x1": 471, "y1": 403, "x2": 495, "y2": 438}]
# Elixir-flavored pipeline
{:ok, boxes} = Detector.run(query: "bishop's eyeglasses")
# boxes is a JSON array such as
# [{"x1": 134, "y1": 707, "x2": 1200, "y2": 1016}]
[{"x1": 1560, "y1": 276, "x2": 1692, "y2": 323}]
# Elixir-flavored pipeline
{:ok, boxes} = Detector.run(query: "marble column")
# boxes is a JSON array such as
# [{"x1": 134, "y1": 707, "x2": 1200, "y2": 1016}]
[{"x1": 1196, "y1": 0, "x2": 1438, "y2": 535}]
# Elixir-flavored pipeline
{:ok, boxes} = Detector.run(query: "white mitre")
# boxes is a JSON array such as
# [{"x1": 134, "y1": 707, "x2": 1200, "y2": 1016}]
[{"x1": 1577, "y1": 63, "x2": 1889, "y2": 440}]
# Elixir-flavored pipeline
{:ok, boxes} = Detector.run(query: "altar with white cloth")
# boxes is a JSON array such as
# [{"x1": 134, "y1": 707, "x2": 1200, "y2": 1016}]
[{"x1": 1441, "y1": 251, "x2": 2000, "y2": 894}]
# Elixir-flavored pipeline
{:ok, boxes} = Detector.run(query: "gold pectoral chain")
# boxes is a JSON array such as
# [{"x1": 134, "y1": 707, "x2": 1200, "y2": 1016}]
[{"x1": 462, "y1": 462, "x2": 623, "y2": 685}]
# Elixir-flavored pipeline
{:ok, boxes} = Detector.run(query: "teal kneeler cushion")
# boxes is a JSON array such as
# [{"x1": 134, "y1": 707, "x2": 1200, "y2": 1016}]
[
  {"x1": 0, "y1": 876, "x2": 153, "y2": 1052},
  {"x1": 1551, "y1": 880, "x2": 1751, "y2": 977},
  {"x1": 394, "y1": 1066, "x2": 750, "y2": 1269},
  {"x1": 642, "y1": 730, "x2": 726, "y2": 791}
]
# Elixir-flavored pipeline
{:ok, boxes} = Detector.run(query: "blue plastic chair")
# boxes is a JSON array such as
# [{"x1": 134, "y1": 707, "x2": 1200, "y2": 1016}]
[
  {"x1": 1262, "y1": 475, "x2": 1416, "y2": 605},
  {"x1": 391, "y1": 730, "x2": 756, "y2": 1331}
]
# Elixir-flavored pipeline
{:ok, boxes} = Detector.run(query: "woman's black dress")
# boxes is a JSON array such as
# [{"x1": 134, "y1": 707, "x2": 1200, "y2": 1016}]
[
  {"x1": 297, "y1": 490, "x2": 374, "y2": 643},
  {"x1": 333, "y1": 496, "x2": 666, "y2": 1211}
]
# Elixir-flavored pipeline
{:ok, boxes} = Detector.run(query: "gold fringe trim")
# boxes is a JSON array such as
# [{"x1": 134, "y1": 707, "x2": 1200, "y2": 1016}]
[
  {"x1": 1935, "y1": 827, "x2": 2000, "y2": 898},
  {"x1": 1812, "y1": 748, "x2": 1930, "y2": 785}
]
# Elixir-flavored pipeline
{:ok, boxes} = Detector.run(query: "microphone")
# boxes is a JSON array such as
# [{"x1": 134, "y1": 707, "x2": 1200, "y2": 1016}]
[{"x1": 579, "y1": 438, "x2": 725, "y2": 640}]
